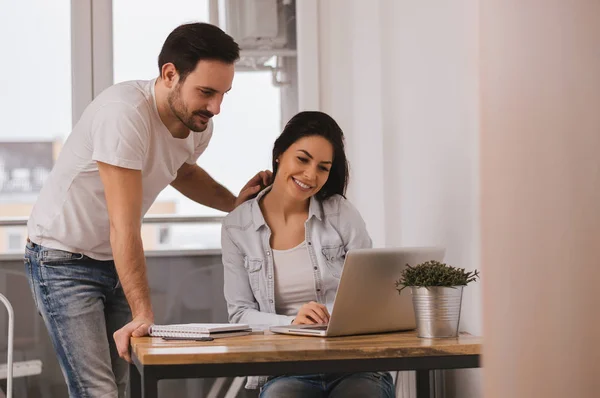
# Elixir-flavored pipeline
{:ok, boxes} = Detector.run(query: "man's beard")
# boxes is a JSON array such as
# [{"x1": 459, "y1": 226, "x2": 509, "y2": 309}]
[{"x1": 167, "y1": 84, "x2": 213, "y2": 132}]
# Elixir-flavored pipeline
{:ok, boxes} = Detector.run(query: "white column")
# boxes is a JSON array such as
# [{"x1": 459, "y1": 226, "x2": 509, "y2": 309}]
[{"x1": 481, "y1": 1, "x2": 600, "y2": 396}]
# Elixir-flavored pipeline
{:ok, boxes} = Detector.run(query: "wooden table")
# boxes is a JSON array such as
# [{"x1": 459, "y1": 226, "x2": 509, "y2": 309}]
[{"x1": 129, "y1": 331, "x2": 481, "y2": 398}]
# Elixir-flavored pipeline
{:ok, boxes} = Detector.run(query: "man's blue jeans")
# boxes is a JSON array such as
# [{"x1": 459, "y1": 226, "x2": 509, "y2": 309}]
[
  {"x1": 24, "y1": 240, "x2": 131, "y2": 398},
  {"x1": 260, "y1": 372, "x2": 396, "y2": 398}
]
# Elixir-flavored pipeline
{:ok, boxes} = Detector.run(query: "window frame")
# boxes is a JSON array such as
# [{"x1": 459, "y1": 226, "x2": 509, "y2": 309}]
[{"x1": 71, "y1": 0, "x2": 113, "y2": 124}]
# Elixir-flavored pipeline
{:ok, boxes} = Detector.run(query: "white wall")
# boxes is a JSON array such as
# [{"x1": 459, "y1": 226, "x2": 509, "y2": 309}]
[
  {"x1": 317, "y1": 0, "x2": 388, "y2": 248},
  {"x1": 314, "y1": 1, "x2": 481, "y2": 396}
]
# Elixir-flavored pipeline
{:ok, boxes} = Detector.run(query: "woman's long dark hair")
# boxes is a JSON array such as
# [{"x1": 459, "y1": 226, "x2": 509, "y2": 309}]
[{"x1": 272, "y1": 111, "x2": 349, "y2": 201}]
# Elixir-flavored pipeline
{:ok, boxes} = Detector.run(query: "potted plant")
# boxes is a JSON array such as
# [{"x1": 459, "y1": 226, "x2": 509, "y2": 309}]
[{"x1": 395, "y1": 260, "x2": 479, "y2": 338}]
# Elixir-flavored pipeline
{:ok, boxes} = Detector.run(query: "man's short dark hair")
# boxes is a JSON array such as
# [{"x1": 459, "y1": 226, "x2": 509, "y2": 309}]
[{"x1": 158, "y1": 22, "x2": 240, "y2": 81}]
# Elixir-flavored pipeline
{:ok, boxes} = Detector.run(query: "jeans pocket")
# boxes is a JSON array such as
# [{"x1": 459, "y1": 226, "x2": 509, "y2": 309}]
[
  {"x1": 40, "y1": 249, "x2": 85, "y2": 266},
  {"x1": 372, "y1": 371, "x2": 394, "y2": 392}
]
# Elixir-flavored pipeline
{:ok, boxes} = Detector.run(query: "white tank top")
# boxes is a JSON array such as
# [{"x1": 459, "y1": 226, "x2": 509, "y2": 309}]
[{"x1": 272, "y1": 241, "x2": 318, "y2": 316}]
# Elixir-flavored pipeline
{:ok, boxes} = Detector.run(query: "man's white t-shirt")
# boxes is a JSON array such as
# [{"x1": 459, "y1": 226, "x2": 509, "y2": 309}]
[{"x1": 27, "y1": 79, "x2": 213, "y2": 260}]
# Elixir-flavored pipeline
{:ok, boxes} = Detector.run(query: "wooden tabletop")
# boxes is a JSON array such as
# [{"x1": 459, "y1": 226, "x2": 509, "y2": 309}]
[{"x1": 131, "y1": 331, "x2": 482, "y2": 366}]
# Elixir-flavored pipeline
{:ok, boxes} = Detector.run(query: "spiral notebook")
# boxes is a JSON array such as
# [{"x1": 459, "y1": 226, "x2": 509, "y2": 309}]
[{"x1": 149, "y1": 323, "x2": 251, "y2": 339}]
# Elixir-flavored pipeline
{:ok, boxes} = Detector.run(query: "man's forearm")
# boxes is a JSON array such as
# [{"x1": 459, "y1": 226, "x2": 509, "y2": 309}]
[
  {"x1": 110, "y1": 228, "x2": 153, "y2": 319},
  {"x1": 171, "y1": 165, "x2": 236, "y2": 212}
]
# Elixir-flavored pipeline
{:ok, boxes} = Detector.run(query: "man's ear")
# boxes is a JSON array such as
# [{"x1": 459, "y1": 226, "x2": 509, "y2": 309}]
[{"x1": 161, "y1": 63, "x2": 178, "y2": 88}]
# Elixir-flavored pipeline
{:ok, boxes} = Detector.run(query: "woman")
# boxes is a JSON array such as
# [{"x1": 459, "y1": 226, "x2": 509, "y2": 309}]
[{"x1": 221, "y1": 111, "x2": 395, "y2": 397}]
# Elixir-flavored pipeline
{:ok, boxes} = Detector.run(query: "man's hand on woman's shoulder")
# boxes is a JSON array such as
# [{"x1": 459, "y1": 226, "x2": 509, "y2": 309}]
[{"x1": 233, "y1": 170, "x2": 272, "y2": 209}]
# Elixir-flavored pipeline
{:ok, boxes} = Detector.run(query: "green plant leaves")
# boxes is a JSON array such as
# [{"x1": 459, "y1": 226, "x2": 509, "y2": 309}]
[{"x1": 395, "y1": 260, "x2": 480, "y2": 292}]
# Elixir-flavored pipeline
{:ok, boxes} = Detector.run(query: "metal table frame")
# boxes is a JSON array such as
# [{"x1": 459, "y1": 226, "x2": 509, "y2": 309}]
[{"x1": 129, "y1": 353, "x2": 480, "y2": 398}]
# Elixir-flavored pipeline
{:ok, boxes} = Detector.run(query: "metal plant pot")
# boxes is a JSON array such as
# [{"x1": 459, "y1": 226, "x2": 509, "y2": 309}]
[{"x1": 411, "y1": 286, "x2": 464, "y2": 338}]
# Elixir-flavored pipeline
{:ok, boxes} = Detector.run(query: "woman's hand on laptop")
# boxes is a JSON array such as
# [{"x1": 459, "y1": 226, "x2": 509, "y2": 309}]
[{"x1": 292, "y1": 301, "x2": 330, "y2": 325}]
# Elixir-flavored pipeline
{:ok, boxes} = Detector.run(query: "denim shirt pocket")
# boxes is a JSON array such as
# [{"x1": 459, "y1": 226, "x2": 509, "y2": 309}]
[
  {"x1": 321, "y1": 244, "x2": 346, "y2": 279},
  {"x1": 243, "y1": 257, "x2": 263, "y2": 293}
]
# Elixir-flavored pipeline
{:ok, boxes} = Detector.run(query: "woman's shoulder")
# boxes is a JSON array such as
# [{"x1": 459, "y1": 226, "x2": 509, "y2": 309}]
[
  {"x1": 321, "y1": 194, "x2": 364, "y2": 229},
  {"x1": 321, "y1": 194, "x2": 356, "y2": 213},
  {"x1": 223, "y1": 198, "x2": 255, "y2": 229}
]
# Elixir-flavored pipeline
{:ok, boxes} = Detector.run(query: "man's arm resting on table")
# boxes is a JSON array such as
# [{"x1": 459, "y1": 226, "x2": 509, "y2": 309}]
[
  {"x1": 171, "y1": 162, "x2": 236, "y2": 212},
  {"x1": 97, "y1": 161, "x2": 153, "y2": 362}
]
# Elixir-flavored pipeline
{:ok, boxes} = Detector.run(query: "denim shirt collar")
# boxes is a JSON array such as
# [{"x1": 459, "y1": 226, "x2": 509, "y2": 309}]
[{"x1": 250, "y1": 185, "x2": 323, "y2": 231}]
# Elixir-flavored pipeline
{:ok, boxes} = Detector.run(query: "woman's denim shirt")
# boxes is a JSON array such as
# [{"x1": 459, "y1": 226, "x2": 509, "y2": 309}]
[{"x1": 221, "y1": 187, "x2": 372, "y2": 388}]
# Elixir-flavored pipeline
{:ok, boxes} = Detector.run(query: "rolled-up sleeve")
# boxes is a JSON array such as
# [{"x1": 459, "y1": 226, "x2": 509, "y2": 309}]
[
  {"x1": 221, "y1": 225, "x2": 295, "y2": 326},
  {"x1": 338, "y1": 198, "x2": 373, "y2": 251}
]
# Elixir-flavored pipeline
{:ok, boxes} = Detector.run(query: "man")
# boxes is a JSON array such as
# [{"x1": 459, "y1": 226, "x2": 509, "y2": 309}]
[{"x1": 24, "y1": 22, "x2": 268, "y2": 397}]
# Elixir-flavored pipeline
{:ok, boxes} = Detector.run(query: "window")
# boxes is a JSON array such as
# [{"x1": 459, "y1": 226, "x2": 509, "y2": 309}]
[
  {"x1": 0, "y1": 2, "x2": 72, "y2": 142},
  {"x1": 113, "y1": 0, "x2": 285, "y2": 249},
  {"x1": 113, "y1": 0, "x2": 281, "y2": 213},
  {"x1": 0, "y1": 1, "x2": 296, "y2": 252},
  {"x1": 0, "y1": 1, "x2": 71, "y2": 253},
  {"x1": 7, "y1": 231, "x2": 23, "y2": 252}
]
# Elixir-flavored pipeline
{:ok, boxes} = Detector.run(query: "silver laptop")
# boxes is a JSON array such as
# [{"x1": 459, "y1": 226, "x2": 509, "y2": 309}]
[{"x1": 270, "y1": 247, "x2": 445, "y2": 337}]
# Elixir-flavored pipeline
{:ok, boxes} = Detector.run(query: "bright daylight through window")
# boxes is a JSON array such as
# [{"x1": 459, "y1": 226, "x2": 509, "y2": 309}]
[
  {"x1": 112, "y1": 0, "x2": 284, "y2": 250},
  {"x1": 0, "y1": 0, "x2": 288, "y2": 252},
  {"x1": 0, "y1": 0, "x2": 71, "y2": 254}
]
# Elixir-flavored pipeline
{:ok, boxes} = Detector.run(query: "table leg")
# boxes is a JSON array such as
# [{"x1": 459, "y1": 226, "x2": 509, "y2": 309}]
[
  {"x1": 416, "y1": 370, "x2": 431, "y2": 398},
  {"x1": 141, "y1": 368, "x2": 158, "y2": 398},
  {"x1": 129, "y1": 362, "x2": 141, "y2": 398}
]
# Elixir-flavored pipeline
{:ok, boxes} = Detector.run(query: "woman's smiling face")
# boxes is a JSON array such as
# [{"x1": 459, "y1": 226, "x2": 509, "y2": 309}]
[{"x1": 273, "y1": 135, "x2": 334, "y2": 202}]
